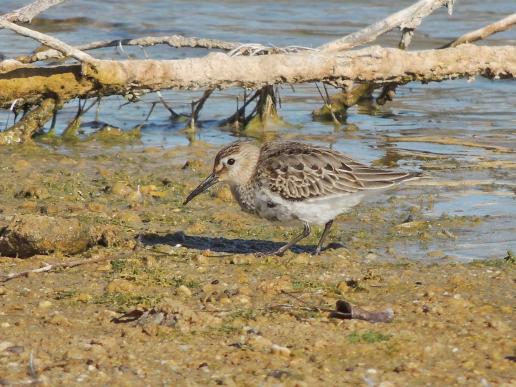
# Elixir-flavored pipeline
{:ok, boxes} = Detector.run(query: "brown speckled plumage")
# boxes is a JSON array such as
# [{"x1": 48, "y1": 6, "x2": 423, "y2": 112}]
[
  {"x1": 184, "y1": 140, "x2": 422, "y2": 256},
  {"x1": 253, "y1": 141, "x2": 419, "y2": 201}
]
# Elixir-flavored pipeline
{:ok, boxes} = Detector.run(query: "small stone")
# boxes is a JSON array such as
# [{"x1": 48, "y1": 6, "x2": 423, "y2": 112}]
[
  {"x1": 271, "y1": 344, "x2": 291, "y2": 357},
  {"x1": 15, "y1": 186, "x2": 50, "y2": 200},
  {"x1": 0, "y1": 287, "x2": 7, "y2": 296},
  {"x1": 177, "y1": 285, "x2": 192, "y2": 297},
  {"x1": 246, "y1": 334, "x2": 272, "y2": 350},
  {"x1": 0, "y1": 341, "x2": 14, "y2": 351},
  {"x1": 291, "y1": 253, "x2": 310, "y2": 264},
  {"x1": 38, "y1": 300, "x2": 52, "y2": 309},
  {"x1": 365, "y1": 252, "x2": 378, "y2": 261},
  {"x1": 75, "y1": 293, "x2": 93, "y2": 303},
  {"x1": 194, "y1": 254, "x2": 211, "y2": 264},
  {"x1": 14, "y1": 160, "x2": 30, "y2": 170},
  {"x1": 111, "y1": 182, "x2": 132, "y2": 197},
  {"x1": 1, "y1": 322, "x2": 10, "y2": 328},
  {"x1": 47, "y1": 314, "x2": 71, "y2": 326},
  {"x1": 106, "y1": 279, "x2": 136, "y2": 293}
]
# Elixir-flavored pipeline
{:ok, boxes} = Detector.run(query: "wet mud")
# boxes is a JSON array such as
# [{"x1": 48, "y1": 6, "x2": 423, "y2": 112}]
[{"x1": 0, "y1": 144, "x2": 514, "y2": 385}]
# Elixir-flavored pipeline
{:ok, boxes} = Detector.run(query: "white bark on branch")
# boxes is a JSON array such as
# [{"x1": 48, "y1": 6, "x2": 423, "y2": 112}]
[
  {"x1": 319, "y1": 0, "x2": 453, "y2": 52},
  {"x1": 442, "y1": 13, "x2": 516, "y2": 48},
  {"x1": 0, "y1": 45, "x2": 513, "y2": 110},
  {"x1": 0, "y1": 19, "x2": 95, "y2": 63},
  {"x1": 81, "y1": 45, "x2": 514, "y2": 92},
  {"x1": 1, "y1": 0, "x2": 65, "y2": 23}
]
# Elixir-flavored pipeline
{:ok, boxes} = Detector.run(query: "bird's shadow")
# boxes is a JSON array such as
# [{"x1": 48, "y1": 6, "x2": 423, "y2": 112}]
[
  {"x1": 140, "y1": 231, "x2": 313, "y2": 255},
  {"x1": 140, "y1": 231, "x2": 344, "y2": 255}
]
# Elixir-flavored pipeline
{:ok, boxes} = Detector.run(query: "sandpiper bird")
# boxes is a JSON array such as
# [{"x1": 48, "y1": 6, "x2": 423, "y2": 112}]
[{"x1": 184, "y1": 141, "x2": 420, "y2": 256}]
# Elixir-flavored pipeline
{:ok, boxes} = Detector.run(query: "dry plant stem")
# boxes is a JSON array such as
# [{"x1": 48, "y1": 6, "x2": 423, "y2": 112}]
[
  {"x1": 442, "y1": 13, "x2": 516, "y2": 48},
  {"x1": 188, "y1": 89, "x2": 214, "y2": 128},
  {"x1": 0, "y1": 98, "x2": 56, "y2": 144},
  {"x1": 1, "y1": 254, "x2": 116, "y2": 283},
  {"x1": 1, "y1": 0, "x2": 65, "y2": 23},
  {"x1": 319, "y1": 0, "x2": 452, "y2": 52},
  {"x1": 17, "y1": 35, "x2": 242, "y2": 64},
  {"x1": 0, "y1": 19, "x2": 95, "y2": 64}
]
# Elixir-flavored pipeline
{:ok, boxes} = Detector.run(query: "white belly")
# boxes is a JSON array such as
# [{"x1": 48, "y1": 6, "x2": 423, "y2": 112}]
[{"x1": 254, "y1": 189, "x2": 364, "y2": 225}]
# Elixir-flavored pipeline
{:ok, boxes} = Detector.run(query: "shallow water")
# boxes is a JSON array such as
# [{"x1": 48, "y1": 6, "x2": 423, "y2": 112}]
[{"x1": 0, "y1": 0, "x2": 515, "y2": 260}]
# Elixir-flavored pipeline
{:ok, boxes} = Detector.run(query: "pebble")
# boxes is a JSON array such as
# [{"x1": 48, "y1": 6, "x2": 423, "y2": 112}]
[
  {"x1": 177, "y1": 285, "x2": 192, "y2": 297},
  {"x1": 0, "y1": 287, "x2": 7, "y2": 296},
  {"x1": 106, "y1": 279, "x2": 136, "y2": 293},
  {"x1": 270, "y1": 344, "x2": 291, "y2": 357},
  {"x1": 38, "y1": 300, "x2": 52, "y2": 309},
  {"x1": 0, "y1": 341, "x2": 14, "y2": 351}
]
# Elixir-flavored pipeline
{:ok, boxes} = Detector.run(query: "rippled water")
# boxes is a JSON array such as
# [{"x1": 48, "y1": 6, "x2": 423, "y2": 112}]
[{"x1": 0, "y1": 0, "x2": 515, "y2": 260}]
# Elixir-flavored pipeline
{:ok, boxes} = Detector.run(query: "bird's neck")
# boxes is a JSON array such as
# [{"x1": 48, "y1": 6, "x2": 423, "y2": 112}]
[{"x1": 230, "y1": 183, "x2": 256, "y2": 214}]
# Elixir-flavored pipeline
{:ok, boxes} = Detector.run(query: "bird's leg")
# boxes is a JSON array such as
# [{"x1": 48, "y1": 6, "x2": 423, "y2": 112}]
[
  {"x1": 314, "y1": 219, "x2": 334, "y2": 255},
  {"x1": 273, "y1": 223, "x2": 311, "y2": 256}
]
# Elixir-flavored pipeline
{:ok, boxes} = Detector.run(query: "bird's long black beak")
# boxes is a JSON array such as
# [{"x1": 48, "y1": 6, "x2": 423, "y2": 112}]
[{"x1": 183, "y1": 173, "x2": 219, "y2": 205}]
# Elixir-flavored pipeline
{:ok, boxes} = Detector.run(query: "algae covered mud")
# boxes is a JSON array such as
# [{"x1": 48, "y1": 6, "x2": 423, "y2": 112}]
[
  {"x1": 0, "y1": 0, "x2": 515, "y2": 385},
  {"x1": 0, "y1": 146, "x2": 514, "y2": 385}
]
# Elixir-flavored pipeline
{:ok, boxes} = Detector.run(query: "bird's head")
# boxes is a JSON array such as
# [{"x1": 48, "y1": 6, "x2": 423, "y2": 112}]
[{"x1": 183, "y1": 141, "x2": 260, "y2": 205}]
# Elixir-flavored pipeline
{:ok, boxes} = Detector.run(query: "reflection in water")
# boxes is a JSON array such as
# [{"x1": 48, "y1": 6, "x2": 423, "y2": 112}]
[{"x1": 0, "y1": 0, "x2": 514, "y2": 260}]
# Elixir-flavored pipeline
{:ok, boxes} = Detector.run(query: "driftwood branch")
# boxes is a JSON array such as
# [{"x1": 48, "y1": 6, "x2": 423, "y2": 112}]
[
  {"x1": 1, "y1": 0, "x2": 65, "y2": 23},
  {"x1": 0, "y1": 19, "x2": 95, "y2": 64},
  {"x1": 0, "y1": 45, "x2": 514, "y2": 111},
  {"x1": 442, "y1": 13, "x2": 516, "y2": 48},
  {"x1": 0, "y1": 98, "x2": 56, "y2": 144},
  {"x1": 81, "y1": 45, "x2": 516, "y2": 90},
  {"x1": 16, "y1": 35, "x2": 243, "y2": 64},
  {"x1": 319, "y1": 0, "x2": 452, "y2": 52}
]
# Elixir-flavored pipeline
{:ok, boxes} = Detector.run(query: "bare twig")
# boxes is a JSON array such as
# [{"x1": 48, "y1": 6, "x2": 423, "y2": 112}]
[
  {"x1": 0, "y1": 19, "x2": 95, "y2": 63},
  {"x1": 17, "y1": 35, "x2": 243, "y2": 63},
  {"x1": 1, "y1": 0, "x2": 65, "y2": 23},
  {"x1": 442, "y1": 13, "x2": 516, "y2": 48},
  {"x1": 219, "y1": 90, "x2": 260, "y2": 127},
  {"x1": 1, "y1": 254, "x2": 115, "y2": 283},
  {"x1": 377, "y1": 24, "x2": 417, "y2": 106},
  {"x1": 319, "y1": 0, "x2": 453, "y2": 52},
  {"x1": 279, "y1": 290, "x2": 394, "y2": 323}
]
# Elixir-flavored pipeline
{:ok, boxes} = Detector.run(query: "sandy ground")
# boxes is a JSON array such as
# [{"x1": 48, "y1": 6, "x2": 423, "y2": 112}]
[{"x1": 0, "y1": 144, "x2": 514, "y2": 386}]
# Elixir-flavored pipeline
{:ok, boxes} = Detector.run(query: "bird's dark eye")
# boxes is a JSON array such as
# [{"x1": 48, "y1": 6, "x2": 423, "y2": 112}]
[{"x1": 227, "y1": 158, "x2": 235, "y2": 165}]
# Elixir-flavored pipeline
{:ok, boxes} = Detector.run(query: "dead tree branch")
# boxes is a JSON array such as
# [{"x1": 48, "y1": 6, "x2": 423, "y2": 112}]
[
  {"x1": 442, "y1": 13, "x2": 516, "y2": 48},
  {"x1": 319, "y1": 0, "x2": 453, "y2": 52},
  {"x1": 0, "y1": 19, "x2": 95, "y2": 63},
  {"x1": 0, "y1": 45, "x2": 514, "y2": 111},
  {"x1": 16, "y1": 35, "x2": 243, "y2": 64},
  {"x1": 1, "y1": 0, "x2": 65, "y2": 23},
  {"x1": 0, "y1": 98, "x2": 57, "y2": 144}
]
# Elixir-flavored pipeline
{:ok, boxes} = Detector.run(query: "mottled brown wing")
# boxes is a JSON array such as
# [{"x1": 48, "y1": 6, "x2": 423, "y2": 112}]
[{"x1": 255, "y1": 142, "x2": 418, "y2": 200}]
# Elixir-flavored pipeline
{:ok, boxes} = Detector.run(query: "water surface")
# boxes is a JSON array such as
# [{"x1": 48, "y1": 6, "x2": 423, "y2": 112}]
[{"x1": 0, "y1": 0, "x2": 514, "y2": 261}]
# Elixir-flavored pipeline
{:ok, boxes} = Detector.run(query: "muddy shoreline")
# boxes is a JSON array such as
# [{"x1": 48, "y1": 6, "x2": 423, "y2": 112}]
[{"x1": 0, "y1": 144, "x2": 514, "y2": 385}]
